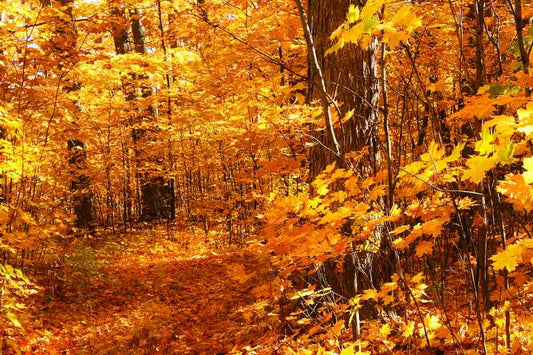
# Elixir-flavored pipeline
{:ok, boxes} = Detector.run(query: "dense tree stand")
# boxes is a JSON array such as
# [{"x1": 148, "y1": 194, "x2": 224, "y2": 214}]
[{"x1": 1, "y1": 0, "x2": 532, "y2": 353}]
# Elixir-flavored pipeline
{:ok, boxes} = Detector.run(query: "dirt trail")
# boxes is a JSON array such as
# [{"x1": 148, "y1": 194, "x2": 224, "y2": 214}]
[{"x1": 20, "y1": 231, "x2": 269, "y2": 354}]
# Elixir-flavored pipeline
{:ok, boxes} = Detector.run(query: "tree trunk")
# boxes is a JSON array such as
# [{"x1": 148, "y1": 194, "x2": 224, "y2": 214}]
[
  {"x1": 47, "y1": 0, "x2": 96, "y2": 230},
  {"x1": 67, "y1": 139, "x2": 96, "y2": 229},
  {"x1": 307, "y1": 0, "x2": 380, "y2": 178},
  {"x1": 305, "y1": 0, "x2": 382, "y2": 297}
]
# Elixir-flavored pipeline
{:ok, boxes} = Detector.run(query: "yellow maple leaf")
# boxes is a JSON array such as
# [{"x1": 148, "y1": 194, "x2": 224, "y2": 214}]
[
  {"x1": 341, "y1": 345, "x2": 371, "y2": 355},
  {"x1": 457, "y1": 196, "x2": 478, "y2": 210},
  {"x1": 324, "y1": 163, "x2": 336, "y2": 173},
  {"x1": 463, "y1": 155, "x2": 497, "y2": 184},
  {"x1": 410, "y1": 272, "x2": 425, "y2": 284},
  {"x1": 517, "y1": 103, "x2": 533, "y2": 139},
  {"x1": 402, "y1": 320, "x2": 415, "y2": 338},
  {"x1": 340, "y1": 345, "x2": 356, "y2": 355},
  {"x1": 475, "y1": 126, "x2": 496, "y2": 155},
  {"x1": 421, "y1": 141, "x2": 445, "y2": 164},
  {"x1": 361, "y1": 288, "x2": 378, "y2": 300},
  {"x1": 327, "y1": 320, "x2": 345, "y2": 339},
  {"x1": 497, "y1": 174, "x2": 533, "y2": 211},
  {"x1": 317, "y1": 182, "x2": 330, "y2": 196},
  {"x1": 485, "y1": 115, "x2": 516, "y2": 136},
  {"x1": 391, "y1": 224, "x2": 410, "y2": 235},
  {"x1": 491, "y1": 243, "x2": 524, "y2": 272},
  {"x1": 444, "y1": 142, "x2": 466, "y2": 164},
  {"x1": 380, "y1": 323, "x2": 391, "y2": 338},
  {"x1": 346, "y1": 4, "x2": 360, "y2": 24},
  {"x1": 423, "y1": 314, "x2": 441, "y2": 331}
]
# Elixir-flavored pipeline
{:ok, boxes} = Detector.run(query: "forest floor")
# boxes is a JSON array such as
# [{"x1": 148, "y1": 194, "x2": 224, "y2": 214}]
[{"x1": 16, "y1": 228, "x2": 276, "y2": 354}]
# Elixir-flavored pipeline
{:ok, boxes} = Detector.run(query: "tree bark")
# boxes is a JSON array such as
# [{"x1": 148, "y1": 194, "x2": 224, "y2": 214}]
[
  {"x1": 307, "y1": 0, "x2": 380, "y2": 178},
  {"x1": 303, "y1": 4, "x2": 393, "y2": 335},
  {"x1": 46, "y1": 0, "x2": 96, "y2": 229},
  {"x1": 67, "y1": 139, "x2": 96, "y2": 229}
]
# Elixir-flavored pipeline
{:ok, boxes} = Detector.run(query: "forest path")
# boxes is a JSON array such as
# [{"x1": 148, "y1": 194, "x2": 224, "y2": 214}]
[{"x1": 22, "y1": 229, "x2": 269, "y2": 354}]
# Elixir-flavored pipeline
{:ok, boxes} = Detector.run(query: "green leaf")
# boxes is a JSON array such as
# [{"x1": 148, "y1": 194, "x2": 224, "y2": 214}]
[{"x1": 496, "y1": 142, "x2": 515, "y2": 165}]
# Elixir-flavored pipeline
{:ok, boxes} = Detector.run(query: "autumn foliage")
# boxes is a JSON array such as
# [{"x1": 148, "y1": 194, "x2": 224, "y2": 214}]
[{"x1": 1, "y1": 0, "x2": 533, "y2": 353}]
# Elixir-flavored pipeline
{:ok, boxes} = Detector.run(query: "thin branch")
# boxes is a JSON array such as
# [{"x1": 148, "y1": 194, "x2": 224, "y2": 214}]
[
  {"x1": 399, "y1": 168, "x2": 484, "y2": 197},
  {"x1": 299, "y1": 133, "x2": 341, "y2": 158},
  {"x1": 294, "y1": 0, "x2": 342, "y2": 159},
  {"x1": 21, "y1": 14, "x2": 98, "y2": 29},
  {"x1": 194, "y1": 6, "x2": 306, "y2": 80}
]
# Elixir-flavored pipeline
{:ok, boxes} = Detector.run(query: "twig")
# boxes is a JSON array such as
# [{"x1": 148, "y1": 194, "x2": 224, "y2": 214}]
[
  {"x1": 399, "y1": 168, "x2": 484, "y2": 197},
  {"x1": 194, "y1": 6, "x2": 306, "y2": 80}
]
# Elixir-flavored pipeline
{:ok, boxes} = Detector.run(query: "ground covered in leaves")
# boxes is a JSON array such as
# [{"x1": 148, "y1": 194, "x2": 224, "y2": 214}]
[{"x1": 14, "y1": 228, "x2": 278, "y2": 354}]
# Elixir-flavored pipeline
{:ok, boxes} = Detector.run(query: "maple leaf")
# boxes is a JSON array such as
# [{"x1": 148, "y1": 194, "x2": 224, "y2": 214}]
[
  {"x1": 340, "y1": 345, "x2": 371, "y2": 355},
  {"x1": 415, "y1": 241, "x2": 434, "y2": 257},
  {"x1": 485, "y1": 115, "x2": 516, "y2": 136},
  {"x1": 517, "y1": 103, "x2": 533, "y2": 139},
  {"x1": 421, "y1": 141, "x2": 446, "y2": 164},
  {"x1": 6, "y1": 312, "x2": 22, "y2": 329},
  {"x1": 463, "y1": 155, "x2": 497, "y2": 184},
  {"x1": 316, "y1": 182, "x2": 330, "y2": 196},
  {"x1": 497, "y1": 174, "x2": 533, "y2": 211},
  {"x1": 391, "y1": 224, "x2": 410, "y2": 235},
  {"x1": 346, "y1": 5, "x2": 360, "y2": 24},
  {"x1": 456, "y1": 196, "x2": 478, "y2": 210},
  {"x1": 380, "y1": 323, "x2": 391, "y2": 338},
  {"x1": 402, "y1": 321, "x2": 415, "y2": 338},
  {"x1": 475, "y1": 126, "x2": 496, "y2": 155},
  {"x1": 369, "y1": 184, "x2": 386, "y2": 201},
  {"x1": 423, "y1": 314, "x2": 441, "y2": 331},
  {"x1": 361, "y1": 288, "x2": 378, "y2": 301},
  {"x1": 410, "y1": 272, "x2": 425, "y2": 284},
  {"x1": 326, "y1": 320, "x2": 345, "y2": 339},
  {"x1": 345, "y1": 176, "x2": 361, "y2": 195},
  {"x1": 421, "y1": 218, "x2": 446, "y2": 238},
  {"x1": 490, "y1": 241, "x2": 530, "y2": 272}
]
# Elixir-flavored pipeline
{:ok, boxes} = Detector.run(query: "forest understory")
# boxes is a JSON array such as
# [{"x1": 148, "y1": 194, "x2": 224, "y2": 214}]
[
  {"x1": 8, "y1": 227, "x2": 277, "y2": 354},
  {"x1": 2, "y1": 0, "x2": 533, "y2": 353}
]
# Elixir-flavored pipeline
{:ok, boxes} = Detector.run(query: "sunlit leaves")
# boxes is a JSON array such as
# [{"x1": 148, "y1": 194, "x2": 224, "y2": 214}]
[
  {"x1": 2, "y1": 0, "x2": 533, "y2": 352},
  {"x1": 497, "y1": 174, "x2": 533, "y2": 211},
  {"x1": 463, "y1": 155, "x2": 497, "y2": 184},
  {"x1": 327, "y1": 0, "x2": 421, "y2": 54},
  {"x1": 0, "y1": 264, "x2": 38, "y2": 331},
  {"x1": 517, "y1": 102, "x2": 533, "y2": 139},
  {"x1": 523, "y1": 157, "x2": 533, "y2": 184},
  {"x1": 491, "y1": 237, "x2": 533, "y2": 272}
]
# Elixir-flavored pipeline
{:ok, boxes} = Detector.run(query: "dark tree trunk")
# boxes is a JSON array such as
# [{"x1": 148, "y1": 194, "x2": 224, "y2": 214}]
[
  {"x1": 168, "y1": 177, "x2": 176, "y2": 220},
  {"x1": 305, "y1": 0, "x2": 382, "y2": 299},
  {"x1": 67, "y1": 139, "x2": 96, "y2": 229},
  {"x1": 307, "y1": 0, "x2": 380, "y2": 178}
]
